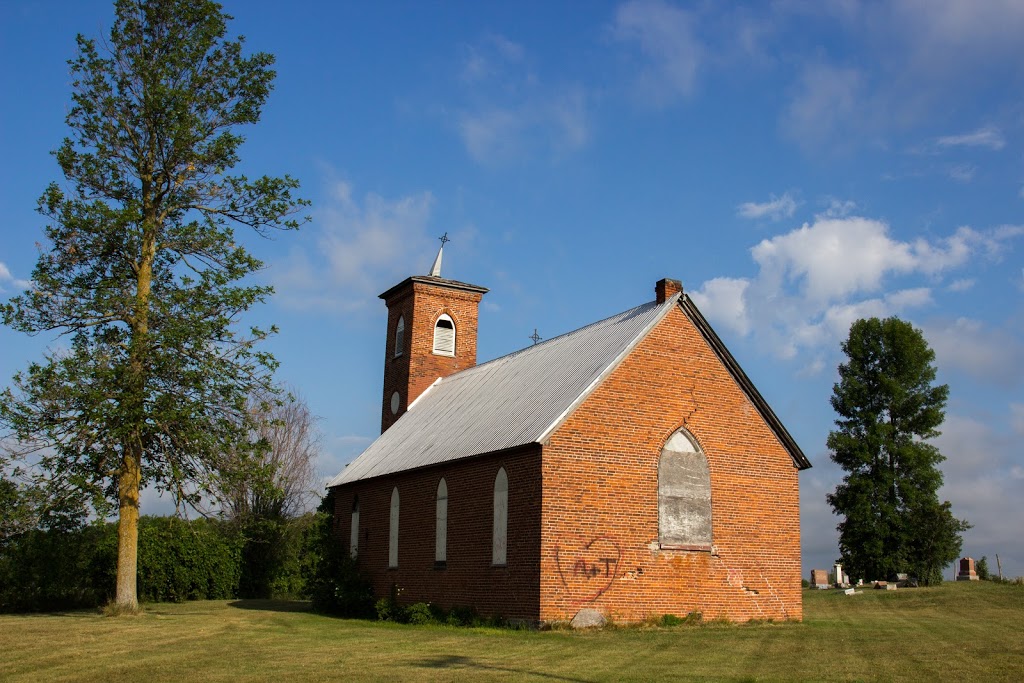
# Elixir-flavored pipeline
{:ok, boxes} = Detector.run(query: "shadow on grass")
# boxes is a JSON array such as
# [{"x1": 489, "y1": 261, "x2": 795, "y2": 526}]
[
  {"x1": 413, "y1": 654, "x2": 595, "y2": 683},
  {"x1": 228, "y1": 599, "x2": 313, "y2": 613},
  {"x1": 6, "y1": 609, "x2": 106, "y2": 619}
]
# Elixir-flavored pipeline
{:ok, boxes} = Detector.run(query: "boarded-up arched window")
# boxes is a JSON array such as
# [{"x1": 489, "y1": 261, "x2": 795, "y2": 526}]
[
  {"x1": 435, "y1": 478, "x2": 448, "y2": 564},
  {"x1": 394, "y1": 315, "x2": 405, "y2": 357},
  {"x1": 492, "y1": 468, "x2": 508, "y2": 565},
  {"x1": 349, "y1": 496, "x2": 360, "y2": 559},
  {"x1": 659, "y1": 429, "x2": 712, "y2": 549},
  {"x1": 433, "y1": 314, "x2": 455, "y2": 356},
  {"x1": 389, "y1": 487, "x2": 400, "y2": 568}
]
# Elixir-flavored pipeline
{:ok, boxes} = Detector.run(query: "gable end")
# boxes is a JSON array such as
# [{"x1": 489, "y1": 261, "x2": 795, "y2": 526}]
[{"x1": 679, "y1": 294, "x2": 811, "y2": 470}]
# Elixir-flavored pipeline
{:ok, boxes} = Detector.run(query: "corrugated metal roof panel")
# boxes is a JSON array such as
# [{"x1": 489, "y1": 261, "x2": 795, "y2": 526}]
[{"x1": 329, "y1": 296, "x2": 677, "y2": 486}]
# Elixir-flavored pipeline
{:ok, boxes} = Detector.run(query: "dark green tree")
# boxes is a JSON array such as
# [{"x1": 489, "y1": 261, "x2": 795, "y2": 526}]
[
  {"x1": 976, "y1": 555, "x2": 990, "y2": 581},
  {"x1": 0, "y1": 0, "x2": 307, "y2": 610},
  {"x1": 826, "y1": 317, "x2": 968, "y2": 585},
  {"x1": 0, "y1": 477, "x2": 43, "y2": 544}
]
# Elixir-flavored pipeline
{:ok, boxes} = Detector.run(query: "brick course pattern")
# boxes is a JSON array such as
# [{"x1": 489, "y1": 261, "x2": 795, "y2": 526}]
[
  {"x1": 333, "y1": 446, "x2": 544, "y2": 622},
  {"x1": 337, "y1": 281, "x2": 803, "y2": 625},
  {"x1": 380, "y1": 280, "x2": 484, "y2": 432},
  {"x1": 540, "y1": 306, "x2": 802, "y2": 623}
]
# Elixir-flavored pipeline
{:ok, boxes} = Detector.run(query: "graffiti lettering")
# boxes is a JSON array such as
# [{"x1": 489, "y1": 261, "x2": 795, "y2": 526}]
[{"x1": 554, "y1": 536, "x2": 622, "y2": 603}]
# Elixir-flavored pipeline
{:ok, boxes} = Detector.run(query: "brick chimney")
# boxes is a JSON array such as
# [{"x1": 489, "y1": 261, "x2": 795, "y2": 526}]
[{"x1": 655, "y1": 278, "x2": 683, "y2": 303}]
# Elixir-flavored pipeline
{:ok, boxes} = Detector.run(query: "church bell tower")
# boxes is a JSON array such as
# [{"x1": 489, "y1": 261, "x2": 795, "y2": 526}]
[{"x1": 378, "y1": 238, "x2": 488, "y2": 433}]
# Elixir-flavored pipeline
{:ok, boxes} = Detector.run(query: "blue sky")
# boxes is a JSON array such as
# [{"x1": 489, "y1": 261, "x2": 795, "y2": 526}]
[{"x1": 2, "y1": 0, "x2": 1022, "y2": 579}]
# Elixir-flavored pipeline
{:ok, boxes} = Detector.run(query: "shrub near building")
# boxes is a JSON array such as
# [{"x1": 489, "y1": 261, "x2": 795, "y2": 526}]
[{"x1": 0, "y1": 515, "x2": 327, "y2": 612}]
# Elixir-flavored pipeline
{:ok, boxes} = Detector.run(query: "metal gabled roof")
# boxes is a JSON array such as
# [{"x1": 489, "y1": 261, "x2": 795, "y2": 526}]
[{"x1": 328, "y1": 295, "x2": 679, "y2": 486}]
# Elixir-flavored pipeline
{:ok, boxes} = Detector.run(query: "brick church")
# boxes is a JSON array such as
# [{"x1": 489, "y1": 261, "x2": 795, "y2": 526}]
[{"x1": 328, "y1": 247, "x2": 810, "y2": 624}]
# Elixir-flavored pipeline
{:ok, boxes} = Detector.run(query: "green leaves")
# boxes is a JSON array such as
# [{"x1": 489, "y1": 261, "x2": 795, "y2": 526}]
[
  {"x1": 1, "y1": 0, "x2": 307, "y2": 607},
  {"x1": 827, "y1": 317, "x2": 966, "y2": 583}
]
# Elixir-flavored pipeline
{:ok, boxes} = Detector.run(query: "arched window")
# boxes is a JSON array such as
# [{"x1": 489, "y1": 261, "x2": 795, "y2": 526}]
[
  {"x1": 389, "y1": 487, "x2": 400, "y2": 568},
  {"x1": 394, "y1": 315, "x2": 405, "y2": 358},
  {"x1": 433, "y1": 314, "x2": 456, "y2": 356},
  {"x1": 492, "y1": 468, "x2": 508, "y2": 566},
  {"x1": 435, "y1": 478, "x2": 448, "y2": 565},
  {"x1": 349, "y1": 496, "x2": 360, "y2": 559},
  {"x1": 658, "y1": 428, "x2": 712, "y2": 549}
]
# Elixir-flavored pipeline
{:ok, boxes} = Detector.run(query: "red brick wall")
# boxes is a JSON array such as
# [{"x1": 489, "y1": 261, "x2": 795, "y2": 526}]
[
  {"x1": 332, "y1": 446, "x2": 543, "y2": 622},
  {"x1": 539, "y1": 305, "x2": 803, "y2": 623},
  {"x1": 380, "y1": 282, "x2": 483, "y2": 432}
]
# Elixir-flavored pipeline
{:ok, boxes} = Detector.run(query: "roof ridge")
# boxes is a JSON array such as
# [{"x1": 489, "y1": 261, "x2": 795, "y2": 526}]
[{"x1": 437, "y1": 298, "x2": 667, "y2": 386}]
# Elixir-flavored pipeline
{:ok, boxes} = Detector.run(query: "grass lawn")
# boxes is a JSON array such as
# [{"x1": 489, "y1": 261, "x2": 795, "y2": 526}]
[{"x1": 1, "y1": 581, "x2": 1021, "y2": 682}]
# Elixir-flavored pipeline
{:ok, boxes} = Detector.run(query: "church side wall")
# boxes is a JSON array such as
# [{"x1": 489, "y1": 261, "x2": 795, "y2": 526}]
[
  {"x1": 332, "y1": 446, "x2": 542, "y2": 622},
  {"x1": 540, "y1": 306, "x2": 803, "y2": 624}
]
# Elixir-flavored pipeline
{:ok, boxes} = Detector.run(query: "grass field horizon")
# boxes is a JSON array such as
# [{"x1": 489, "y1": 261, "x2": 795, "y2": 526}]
[{"x1": 1, "y1": 581, "x2": 1021, "y2": 682}]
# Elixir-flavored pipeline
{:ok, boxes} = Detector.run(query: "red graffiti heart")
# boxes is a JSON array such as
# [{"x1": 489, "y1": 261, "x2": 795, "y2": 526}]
[{"x1": 554, "y1": 536, "x2": 621, "y2": 603}]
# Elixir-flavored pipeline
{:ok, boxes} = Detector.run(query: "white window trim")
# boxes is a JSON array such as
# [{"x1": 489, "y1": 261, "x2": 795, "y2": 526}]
[
  {"x1": 432, "y1": 313, "x2": 456, "y2": 356},
  {"x1": 389, "y1": 487, "x2": 400, "y2": 569},
  {"x1": 394, "y1": 315, "x2": 405, "y2": 358},
  {"x1": 492, "y1": 467, "x2": 508, "y2": 566},
  {"x1": 435, "y1": 478, "x2": 448, "y2": 565},
  {"x1": 349, "y1": 496, "x2": 360, "y2": 559},
  {"x1": 658, "y1": 428, "x2": 712, "y2": 551}
]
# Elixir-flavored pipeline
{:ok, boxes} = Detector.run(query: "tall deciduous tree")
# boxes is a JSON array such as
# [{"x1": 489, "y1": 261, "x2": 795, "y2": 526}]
[
  {"x1": 827, "y1": 317, "x2": 968, "y2": 585},
  {"x1": 0, "y1": 0, "x2": 307, "y2": 610},
  {"x1": 214, "y1": 389, "x2": 322, "y2": 598},
  {"x1": 218, "y1": 389, "x2": 321, "y2": 523}
]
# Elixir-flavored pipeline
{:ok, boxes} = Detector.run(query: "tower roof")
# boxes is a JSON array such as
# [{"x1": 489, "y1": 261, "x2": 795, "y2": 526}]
[{"x1": 378, "y1": 275, "x2": 488, "y2": 301}]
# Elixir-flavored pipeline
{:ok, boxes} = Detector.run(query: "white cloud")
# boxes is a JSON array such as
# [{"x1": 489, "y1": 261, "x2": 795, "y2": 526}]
[
  {"x1": 797, "y1": 287, "x2": 934, "y2": 355},
  {"x1": 737, "y1": 192, "x2": 798, "y2": 221},
  {"x1": 611, "y1": 0, "x2": 703, "y2": 106},
  {"x1": 692, "y1": 216, "x2": 1023, "y2": 359},
  {"x1": 751, "y1": 217, "x2": 916, "y2": 303},
  {"x1": 947, "y1": 164, "x2": 977, "y2": 183},
  {"x1": 887, "y1": 1, "x2": 1024, "y2": 72},
  {"x1": 689, "y1": 277, "x2": 750, "y2": 336},
  {"x1": 0, "y1": 261, "x2": 31, "y2": 291},
  {"x1": 775, "y1": 3, "x2": 1024, "y2": 150},
  {"x1": 782, "y1": 63, "x2": 868, "y2": 149},
  {"x1": 1012, "y1": 404, "x2": 1024, "y2": 436},
  {"x1": 460, "y1": 33, "x2": 524, "y2": 84},
  {"x1": 457, "y1": 88, "x2": 590, "y2": 164},
  {"x1": 931, "y1": 412, "x2": 1024, "y2": 574},
  {"x1": 923, "y1": 318, "x2": 1024, "y2": 388},
  {"x1": 821, "y1": 198, "x2": 857, "y2": 218},
  {"x1": 910, "y1": 226, "x2": 984, "y2": 274},
  {"x1": 947, "y1": 278, "x2": 975, "y2": 292},
  {"x1": 459, "y1": 109, "x2": 525, "y2": 163},
  {"x1": 936, "y1": 125, "x2": 1006, "y2": 150},
  {"x1": 454, "y1": 35, "x2": 590, "y2": 164},
  {"x1": 992, "y1": 224, "x2": 1024, "y2": 244},
  {"x1": 273, "y1": 179, "x2": 439, "y2": 312}
]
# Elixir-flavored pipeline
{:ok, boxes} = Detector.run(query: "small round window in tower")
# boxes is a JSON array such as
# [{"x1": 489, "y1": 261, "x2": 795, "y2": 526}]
[{"x1": 390, "y1": 391, "x2": 401, "y2": 415}]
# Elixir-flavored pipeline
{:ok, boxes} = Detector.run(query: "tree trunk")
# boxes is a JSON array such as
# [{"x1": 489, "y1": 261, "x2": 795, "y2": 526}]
[
  {"x1": 114, "y1": 177, "x2": 157, "y2": 610},
  {"x1": 115, "y1": 446, "x2": 142, "y2": 609}
]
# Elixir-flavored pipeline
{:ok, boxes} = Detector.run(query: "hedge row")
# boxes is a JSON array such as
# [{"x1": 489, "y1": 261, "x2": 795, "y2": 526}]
[{"x1": 0, "y1": 513, "x2": 323, "y2": 612}]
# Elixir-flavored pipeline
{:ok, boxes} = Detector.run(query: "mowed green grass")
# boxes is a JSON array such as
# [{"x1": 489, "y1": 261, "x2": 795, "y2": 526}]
[{"x1": 1, "y1": 581, "x2": 1021, "y2": 682}]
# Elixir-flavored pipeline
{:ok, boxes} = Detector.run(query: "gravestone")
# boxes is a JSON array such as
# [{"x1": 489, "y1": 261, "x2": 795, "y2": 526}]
[
  {"x1": 833, "y1": 562, "x2": 848, "y2": 587},
  {"x1": 957, "y1": 557, "x2": 979, "y2": 581},
  {"x1": 811, "y1": 569, "x2": 829, "y2": 589}
]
